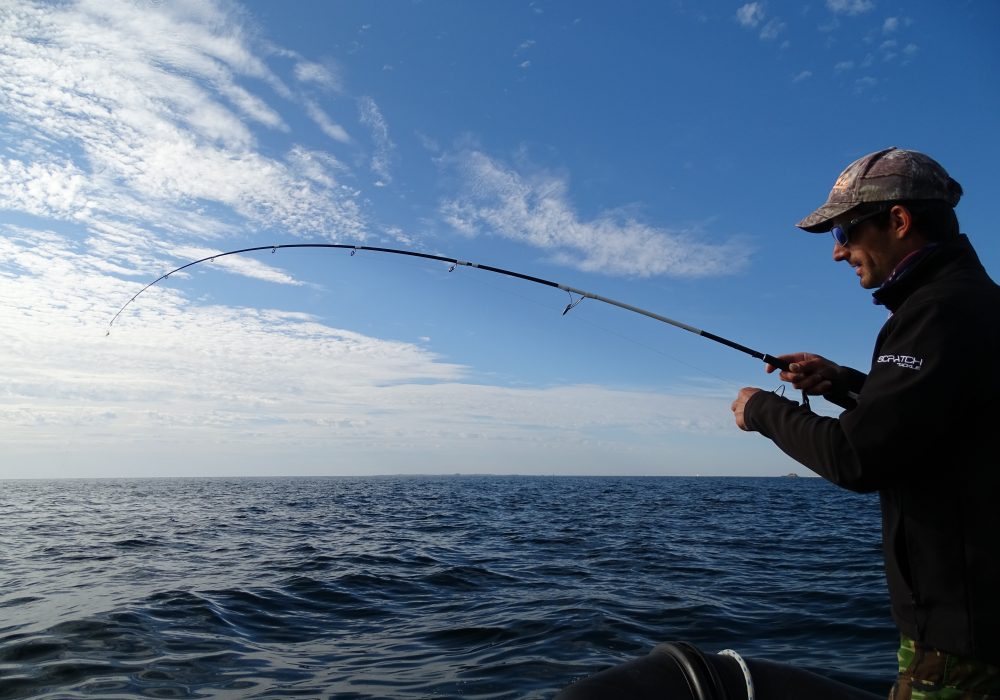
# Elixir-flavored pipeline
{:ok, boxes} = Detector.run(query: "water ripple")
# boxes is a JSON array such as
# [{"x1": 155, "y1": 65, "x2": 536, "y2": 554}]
[{"x1": 0, "y1": 476, "x2": 895, "y2": 698}]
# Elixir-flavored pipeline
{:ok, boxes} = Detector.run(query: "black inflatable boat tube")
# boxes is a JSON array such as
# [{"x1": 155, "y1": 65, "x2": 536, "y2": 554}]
[{"x1": 556, "y1": 642, "x2": 884, "y2": 700}]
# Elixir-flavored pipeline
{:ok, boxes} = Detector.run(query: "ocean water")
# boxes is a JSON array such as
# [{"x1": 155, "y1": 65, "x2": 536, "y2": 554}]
[{"x1": 0, "y1": 476, "x2": 896, "y2": 699}]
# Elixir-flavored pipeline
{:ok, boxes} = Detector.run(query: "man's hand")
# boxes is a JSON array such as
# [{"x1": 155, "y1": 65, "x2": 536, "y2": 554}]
[
  {"x1": 731, "y1": 387, "x2": 761, "y2": 431},
  {"x1": 765, "y1": 352, "x2": 841, "y2": 396}
]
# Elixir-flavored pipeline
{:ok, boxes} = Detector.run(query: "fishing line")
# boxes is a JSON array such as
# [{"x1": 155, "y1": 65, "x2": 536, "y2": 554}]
[{"x1": 108, "y1": 242, "x2": 815, "y2": 404}]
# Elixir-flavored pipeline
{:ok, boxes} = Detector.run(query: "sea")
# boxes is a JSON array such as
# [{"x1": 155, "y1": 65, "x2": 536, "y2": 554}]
[{"x1": 0, "y1": 476, "x2": 897, "y2": 699}]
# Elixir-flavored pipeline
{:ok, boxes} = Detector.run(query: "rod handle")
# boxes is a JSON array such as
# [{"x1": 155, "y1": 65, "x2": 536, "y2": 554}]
[
  {"x1": 763, "y1": 354, "x2": 859, "y2": 410},
  {"x1": 760, "y1": 353, "x2": 811, "y2": 408},
  {"x1": 761, "y1": 354, "x2": 791, "y2": 371}
]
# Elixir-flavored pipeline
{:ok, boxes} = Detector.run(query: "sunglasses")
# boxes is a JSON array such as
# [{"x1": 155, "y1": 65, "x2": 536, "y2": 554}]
[{"x1": 831, "y1": 207, "x2": 887, "y2": 247}]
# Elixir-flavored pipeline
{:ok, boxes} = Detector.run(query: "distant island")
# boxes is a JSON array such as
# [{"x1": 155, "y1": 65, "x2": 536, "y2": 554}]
[{"x1": 784, "y1": 473, "x2": 799, "y2": 478}]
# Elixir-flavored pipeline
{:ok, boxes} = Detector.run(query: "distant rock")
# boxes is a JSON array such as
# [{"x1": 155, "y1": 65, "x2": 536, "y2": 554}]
[{"x1": 784, "y1": 472, "x2": 799, "y2": 478}]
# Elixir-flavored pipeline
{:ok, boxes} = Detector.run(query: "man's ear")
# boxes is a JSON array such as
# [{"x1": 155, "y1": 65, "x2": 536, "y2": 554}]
[{"x1": 889, "y1": 204, "x2": 914, "y2": 241}]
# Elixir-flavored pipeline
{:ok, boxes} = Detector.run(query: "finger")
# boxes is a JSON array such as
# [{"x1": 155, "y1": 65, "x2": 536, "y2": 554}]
[
  {"x1": 776, "y1": 352, "x2": 810, "y2": 364},
  {"x1": 790, "y1": 361, "x2": 825, "y2": 374},
  {"x1": 768, "y1": 355, "x2": 793, "y2": 372},
  {"x1": 736, "y1": 412, "x2": 750, "y2": 431},
  {"x1": 787, "y1": 360, "x2": 832, "y2": 381},
  {"x1": 732, "y1": 406, "x2": 746, "y2": 430},
  {"x1": 790, "y1": 378, "x2": 833, "y2": 395},
  {"x1": 788, "y1": 378, "x2": 817, "y2": 389},
  {"x1": 769, "y1": 353, "x2": 814, "y2": 375}
]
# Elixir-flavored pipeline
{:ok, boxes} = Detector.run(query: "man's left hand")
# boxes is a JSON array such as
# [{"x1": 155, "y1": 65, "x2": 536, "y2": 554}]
[{"x1": 731, "y1": 387, "x2": 761, "y2": 431}]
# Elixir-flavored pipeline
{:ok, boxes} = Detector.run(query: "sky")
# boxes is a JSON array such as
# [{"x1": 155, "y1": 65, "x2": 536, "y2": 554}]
[{"x1": 1, "y1": 0, "x2": 997, "y2": 479}]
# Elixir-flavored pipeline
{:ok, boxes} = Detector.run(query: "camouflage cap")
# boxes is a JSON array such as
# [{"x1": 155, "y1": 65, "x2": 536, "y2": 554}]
[{"x1": 797, "y1": 147, "x2": 963, "y2": 233}]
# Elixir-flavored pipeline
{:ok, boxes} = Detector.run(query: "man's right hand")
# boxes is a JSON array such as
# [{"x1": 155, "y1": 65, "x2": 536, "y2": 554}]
[{"x1": 765, "y1": 352, "x2": 841, "y2": 396}]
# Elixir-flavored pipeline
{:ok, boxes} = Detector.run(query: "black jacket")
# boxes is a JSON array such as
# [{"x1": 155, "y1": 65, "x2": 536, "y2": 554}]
[{"x1": 744, "y1": 235, "x2": 1000, "y2": 664}]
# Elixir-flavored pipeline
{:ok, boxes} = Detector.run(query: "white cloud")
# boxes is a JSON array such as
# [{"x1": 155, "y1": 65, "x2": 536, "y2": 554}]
[
  {"x1": 0, "y1": 158, "x2": 89, "y2": 219},
  {"x1": 163, "y1": 245, "x2": 304, "y2": 286},
  {"x1": 0, "y1": 226, "x2": 746, "y2": 477},
  {"x1": 855, "y1": 76, "x2": 879, "y2": 92},
  {"x1": 0, "y1": 1, "x2": 367, "y2": 242},
  {"x1": 736, "y1": 3, "x2": 765, "y2": 27},
  {"x1": 294, "y1": 61, "x2": 342, "y2": 91},
  {"x1": 792, "y1": 70, "x2": 813, "y2": 83},
  {"x1": 358, "y1": 96, "x2": 395, "y2": 186},
  {"x1": 834, "y1": 60, "x2": 855, "y2": 73},
  {"x1": 304, "y1": 98, "x2": 353, "y2": 143},
  {"x1": 826, "y1": 0, "x2": 875, "y2": 15},
  {"x1": 735, "y1": 4, "x2": 784, "y2": 41},
  {"x1": 883, "y1": 16, "x2": 899, "y2": 32},
  {"x1": 514, "y1": 39, "x2": 536, "y2": 56},
  {"x1": 438, "y1": 150, "x2": 743, "y2": 278},
  {"x1": 759, "y1": 18, "x2": 786, "y2": 40},
  {"x1": 287, "y1": 146, "x2": 349, "y2": 188},
  {"x1": 218, "y1": 83, "x2": 288, "y2": 131},
  {"x1": 2, "y1": 226, "x2": 464, "y2": 404},
  {"x1": 818, "y1": 17, "x2": 840, "y2": 33},
  {"x1": 880, "y1": 39, "x2": 898, "y2": 61}
]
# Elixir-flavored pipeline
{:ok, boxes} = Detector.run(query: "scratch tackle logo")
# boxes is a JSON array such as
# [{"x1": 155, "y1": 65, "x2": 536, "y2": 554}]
[{"x1": 878, "y1": 354, "x2": 924, "y2": 371}]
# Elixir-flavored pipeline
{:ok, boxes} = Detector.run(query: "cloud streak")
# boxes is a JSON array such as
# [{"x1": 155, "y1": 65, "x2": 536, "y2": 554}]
[
  {"x1": 358, "y1": 96, "x2": 395, "y2": 186},
  {"x1": 304, "y1": 99, "x2": 352, "y2": 144},
  {"x1": 735, "y1": 3, "x2": 765, "y2": 28},
  {"x1": 0, "y1": 0, "x2": 368, "y2": 249},
  {"x1": 735, "y1": 4, "x2": 785, "y2": 42},
  {"x1": 439, "y1": 150, "x2": 743, "y2": 278},
  {"x1": 826, "y1": 0, "x2": 874, "y2": 15}
]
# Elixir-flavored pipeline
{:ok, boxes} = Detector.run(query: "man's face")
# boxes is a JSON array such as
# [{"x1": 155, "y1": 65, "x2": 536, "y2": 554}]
[{"x1": 831, "y1": 212, "x2": 895, "y2": 289}]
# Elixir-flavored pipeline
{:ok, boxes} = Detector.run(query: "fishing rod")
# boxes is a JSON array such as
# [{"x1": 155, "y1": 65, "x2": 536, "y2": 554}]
[{"x1": 109, "y1": 243, "x2": 843, "y2": 407}]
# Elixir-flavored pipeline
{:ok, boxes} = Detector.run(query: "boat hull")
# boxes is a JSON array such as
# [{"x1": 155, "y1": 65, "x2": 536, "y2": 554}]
[{"x1": 557, "y1": 642, "x2": 884, "y2": 700}]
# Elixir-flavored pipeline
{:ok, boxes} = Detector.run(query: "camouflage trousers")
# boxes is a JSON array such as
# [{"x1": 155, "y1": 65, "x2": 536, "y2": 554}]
[{"x1": 889, "y1": 636, "x2": 1000, "y2": 699}]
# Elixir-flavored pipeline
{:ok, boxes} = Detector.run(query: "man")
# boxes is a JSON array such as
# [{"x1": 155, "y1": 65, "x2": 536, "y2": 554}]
[{"x1": 731, "y1": 147, "x2": 1000, "y2": 699}]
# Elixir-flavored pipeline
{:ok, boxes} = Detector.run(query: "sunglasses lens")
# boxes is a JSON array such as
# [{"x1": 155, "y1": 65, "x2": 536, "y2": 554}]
[{"x1": 831, "y1": 225, "x2": 848, "y2": 246}]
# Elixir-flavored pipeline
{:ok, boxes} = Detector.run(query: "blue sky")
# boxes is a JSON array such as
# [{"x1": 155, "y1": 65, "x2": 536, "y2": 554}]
[{"x1": 1, "y1": 0, "x2": 997, "y2": 478}]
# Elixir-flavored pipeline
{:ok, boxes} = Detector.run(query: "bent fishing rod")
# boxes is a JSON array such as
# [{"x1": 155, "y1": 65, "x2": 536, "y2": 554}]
[{"x1": 109, "y1": 243, "x2": 843, "y2": 407}]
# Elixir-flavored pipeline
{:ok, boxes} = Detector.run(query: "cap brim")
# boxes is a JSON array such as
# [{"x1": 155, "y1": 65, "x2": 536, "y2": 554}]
[{"x1": 796, "y1": 201, "x2": 854, "y2": 233}]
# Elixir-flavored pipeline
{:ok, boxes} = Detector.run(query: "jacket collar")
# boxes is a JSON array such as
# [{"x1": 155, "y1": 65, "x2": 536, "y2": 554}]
[{"x1": 872, "y1": 234, "x2": 981, "y2": 312}]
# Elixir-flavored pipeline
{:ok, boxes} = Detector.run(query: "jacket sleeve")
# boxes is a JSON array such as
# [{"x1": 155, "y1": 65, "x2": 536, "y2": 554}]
[
  {"x1": 744, "y1": 297, "x2": 970, "y2": 493},
  {"x1": 821, "y1": 365, "x2": 867, "y2": 410},
  {"x1": 743, "y1": 391, "x2": 872, "y2": 491}
]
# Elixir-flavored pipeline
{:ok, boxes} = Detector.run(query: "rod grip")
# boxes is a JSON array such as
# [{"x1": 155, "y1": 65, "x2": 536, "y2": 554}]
[{"x1": 761, "y1": 354, "x2": 791, "y2": 371}]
